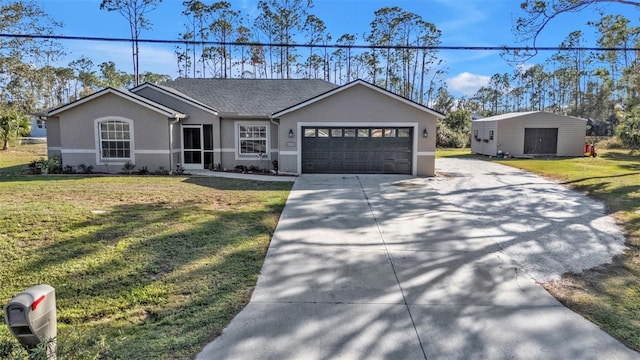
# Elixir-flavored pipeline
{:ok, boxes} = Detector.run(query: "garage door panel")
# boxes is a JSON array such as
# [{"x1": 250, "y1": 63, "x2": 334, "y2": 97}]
[
  {"x1": 302, "y1": 127, "x2": 413, "y2": 174},
  {"x1": 396, "y1": 152, "x2": 411, "y2": 161},
  {"x1": 344, "y1": 152, "x2": 358, "y2": 160}
]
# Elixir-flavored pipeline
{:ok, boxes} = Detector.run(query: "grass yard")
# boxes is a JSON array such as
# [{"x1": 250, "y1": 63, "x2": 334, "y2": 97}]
[
  {"x1": 493, "y1": 149, "x2": 640, "y2": 351},
  {"x1": 435, "y1": 148, "x2": 474, "y2": 158},
  {"x1": 0, "y1": 144, "x2": 292, "y2": 359}
]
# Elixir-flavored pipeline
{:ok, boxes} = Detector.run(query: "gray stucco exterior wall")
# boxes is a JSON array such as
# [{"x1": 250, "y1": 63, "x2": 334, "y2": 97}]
[
  {"x1": 47, "y1": 81, "x2": 440, "y2": 176},
  {"x1": 51, "y1": 92, "x2": 173, "y2": 172},
  {"x1": 218, "y1": 118, "x2": 279, "y2": 172},
  {"x1": 276, "y1": 83, "x2": 438, "y2": 176}
]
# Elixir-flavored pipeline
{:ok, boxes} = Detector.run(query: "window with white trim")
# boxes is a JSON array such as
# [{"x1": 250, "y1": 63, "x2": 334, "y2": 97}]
[
  {"x1": 238, "y1": 124, "x2": 268, "y2": 156},
  {"x1": 99, "y1": 120, "x2": 132, "y2": 159}
]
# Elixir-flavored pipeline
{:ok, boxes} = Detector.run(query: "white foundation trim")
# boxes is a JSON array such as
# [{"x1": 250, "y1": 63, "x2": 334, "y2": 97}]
[{"x1": 60, "y1": 149, "x2": 95, "y2": 154}]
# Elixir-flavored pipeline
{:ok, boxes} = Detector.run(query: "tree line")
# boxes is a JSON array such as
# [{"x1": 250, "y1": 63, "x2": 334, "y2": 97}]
[
  {"x1": 174, "y1": 1, "x2": 443, "y2": 105},
  {"x1": 448, "y1": 15, "x2": 639, "y2": 131},
  {"x1": 1, "y1": 0, "x2": 639, "y2": 149}
]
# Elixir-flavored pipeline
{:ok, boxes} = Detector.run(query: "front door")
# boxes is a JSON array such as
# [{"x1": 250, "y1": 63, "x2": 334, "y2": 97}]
[{"x1": 182, "y1": 125, "x2": 203, "y2": 169}]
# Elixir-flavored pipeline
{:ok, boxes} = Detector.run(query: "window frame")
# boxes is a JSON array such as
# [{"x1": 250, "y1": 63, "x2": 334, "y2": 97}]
[
  {"x1": 235, "y1": 121, "x2": 270, "y2": 160},
  {"x1": 94, "y1": 117, "x2": 135, "y2": 165}
]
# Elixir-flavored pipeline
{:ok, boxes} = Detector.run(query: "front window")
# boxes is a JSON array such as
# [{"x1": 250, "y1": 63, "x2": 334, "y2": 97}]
[
  {"x1": 238, "y1": 124, "x2": 268, "y2": 156},
  {"x1": 99, "y1": 120, "x2": 131, "y2": 159}
]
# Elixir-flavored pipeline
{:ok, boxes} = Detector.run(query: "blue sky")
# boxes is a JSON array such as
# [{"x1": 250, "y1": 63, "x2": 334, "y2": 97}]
[{"x1": 37, "y1": 0, "x2": 638, "y2": 97}]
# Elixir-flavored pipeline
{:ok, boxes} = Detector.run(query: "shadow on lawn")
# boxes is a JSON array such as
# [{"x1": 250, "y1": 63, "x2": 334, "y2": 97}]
[
  {"x1": 3, "y1": 160, "x2": 638, "y2": 358},
  {"x1": 7, "y1": 197, "x2": 286, "y2": 359},
  {"x1": 562, "y1": 180, "x2": 640, "y2": 215},
  {"x1": 561, "y1": 172, "x2": 640, "y2": 187},
  {"x1": 184, "y1": 176, "x2": 293, "y2": 191}
]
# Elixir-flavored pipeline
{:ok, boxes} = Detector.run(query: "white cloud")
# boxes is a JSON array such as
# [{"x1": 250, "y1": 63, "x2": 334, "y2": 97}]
[{"x1": 447, "y1": 72, "x2": 490, "y2": 96}]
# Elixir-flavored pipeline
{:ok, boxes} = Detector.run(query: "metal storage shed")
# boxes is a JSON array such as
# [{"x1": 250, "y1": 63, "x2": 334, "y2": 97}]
[{"x1": 471, "y1": 111, "x2": 586, "y2": 157}]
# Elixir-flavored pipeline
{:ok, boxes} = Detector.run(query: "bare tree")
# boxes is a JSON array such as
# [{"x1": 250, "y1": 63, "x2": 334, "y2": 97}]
[
  {"x1": 515, "y1": 0, "x2": 640, "y2": 46},
  {"x1": 100, "y1": 0, "x2": 162, "y2": 86}
]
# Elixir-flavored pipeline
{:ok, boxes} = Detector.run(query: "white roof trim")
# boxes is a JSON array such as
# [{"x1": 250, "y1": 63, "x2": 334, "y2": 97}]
[
  {"x1": 131, "y1": 83, "x2": 219, "y2": 115},
  {"x1": 47, "y1": 87, "x2": 187, "y2": 118},
  {"x1": 473, "y1": 111, "x2": 588, "y2": 122},
  {"x1": 272, "y1": 79, "x2": 444, "y2": 118}
]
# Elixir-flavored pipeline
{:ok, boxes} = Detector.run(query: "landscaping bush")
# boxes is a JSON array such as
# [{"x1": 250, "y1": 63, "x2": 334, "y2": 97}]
[
  {"x1": 436, "y1": 110, "x2": 471, "y2": 148},
  {"x1": 437, "y1": 124, "x2": 469, "y2": 148},
  {"x1": 137, "y1": 166, "x2": 149, "y2": 175},
  {"x1": 77, "y1": 164, "x2": 93, "y2": 174},
  {"x1": 597, "y1": 136, "x2": 625, "y2": 149},
  {"x1": 27, "y1": 156, "x2": 62, "y2": 174},
  {"x1": 154, "y1": 166, "x2": 169, "y2": 175},
  {"x1": 121, "y1": 161, "x2": 136, "y2": 174}
]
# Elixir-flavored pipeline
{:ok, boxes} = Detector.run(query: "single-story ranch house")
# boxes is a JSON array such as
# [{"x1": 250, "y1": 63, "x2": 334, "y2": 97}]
[
  {"x1": 471, "y1": 111, "x2": 586, "y2": 157},
  {"x1": 43, "y1": 79, "x2": 443, "y2": 176}
]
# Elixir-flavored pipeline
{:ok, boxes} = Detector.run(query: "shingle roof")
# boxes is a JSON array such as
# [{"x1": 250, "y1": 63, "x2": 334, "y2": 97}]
[
  {"x1": 161, "y1": 78, "x2": 339, "y2": 116},
  {"x1": 46, "y1": 87, "x2": 187, "y2": 118}
]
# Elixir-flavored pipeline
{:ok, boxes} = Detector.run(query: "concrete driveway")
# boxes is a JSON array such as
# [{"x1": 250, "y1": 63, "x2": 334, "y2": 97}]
[{"x1": 197, "y1": 158, "x2": 634, "y2": 359}]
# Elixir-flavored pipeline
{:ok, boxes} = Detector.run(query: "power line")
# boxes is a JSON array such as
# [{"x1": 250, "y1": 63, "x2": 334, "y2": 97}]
[{"x1": 0, "y1": 33, "x2": 639, "y2": 52}]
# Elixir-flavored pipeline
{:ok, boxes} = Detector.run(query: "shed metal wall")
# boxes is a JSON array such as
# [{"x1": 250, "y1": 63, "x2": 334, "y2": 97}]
[
  {"x1": 471, "y1": 121, "x2": 498, "y2": 156},
  {"x1": 474, "y1": 112, "x2": 586, "y2": 157}
]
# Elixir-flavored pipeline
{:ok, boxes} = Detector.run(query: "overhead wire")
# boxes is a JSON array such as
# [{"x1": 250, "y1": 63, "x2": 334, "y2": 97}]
[{"x1": 0, "y1": 33, "x2": 638, "y2": 52}]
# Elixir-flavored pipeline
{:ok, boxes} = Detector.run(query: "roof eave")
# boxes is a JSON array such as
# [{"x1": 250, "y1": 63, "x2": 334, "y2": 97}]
[
  {"x1": 131, "y1": 82, "x2": 220, "y2": 116},
  {"x1": 45, "y1": 87, "x2": 187, "y2": 119}
]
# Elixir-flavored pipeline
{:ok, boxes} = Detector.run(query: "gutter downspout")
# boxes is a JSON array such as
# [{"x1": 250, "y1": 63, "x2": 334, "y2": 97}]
[
  {"x1": 169, "y1": 117, "x2": 181, "y2": 174},
  {"x1": 269, "y1": 114, "x2": 279, "y2": 172}
]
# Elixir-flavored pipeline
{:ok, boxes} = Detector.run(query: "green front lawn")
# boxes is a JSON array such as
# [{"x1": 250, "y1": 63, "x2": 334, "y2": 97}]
[
  {"x1": 495, "y1": 149, "x2": 640, "y2": 351},
  {"x1": 0, "y1": 144, "x2": 292, "y2": 359}
]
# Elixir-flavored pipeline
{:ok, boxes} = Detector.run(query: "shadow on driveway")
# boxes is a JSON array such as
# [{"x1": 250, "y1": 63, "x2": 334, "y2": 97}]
[{"x1": 196, "y1": 159, "x2": 635, "y2": 360}]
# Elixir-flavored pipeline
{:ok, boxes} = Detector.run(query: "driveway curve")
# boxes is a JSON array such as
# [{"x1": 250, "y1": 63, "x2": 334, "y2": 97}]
[{"x1": 197, "y1": 158, "x2": 634, "y2": 360}]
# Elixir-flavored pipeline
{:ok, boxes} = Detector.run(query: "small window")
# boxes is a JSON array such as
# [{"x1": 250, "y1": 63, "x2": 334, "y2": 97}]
[
  {"x1": 398, "y1": 129, "x2": 410, "y2": 137},
  {"x1": 238, "y1": 124, "x2": 268, "y2": 156},
  {"x1": 358, "y1": 129, "x2": 370, "y2": 137},
  {"x1": 344, "y1": 129, "x2": 356, "y2": 137},
  {"x1": 331, "y1": 129, "x2": 343, "y2": 137},
  {"x1": 371, "y1": 129, "x2": 383, "y2": 137},
  {"x1": 489, "y1": 130, "x2": 494, "y2": 140},
  {"x1": 384, "y1": 129, "x2": 396, "y2": 137},
  {"x1": 318, "y1": 128, "x2": 329, "y2": 137},
  {"x1": 304, "y1": 128, "x2": 316, "y2": 137}
]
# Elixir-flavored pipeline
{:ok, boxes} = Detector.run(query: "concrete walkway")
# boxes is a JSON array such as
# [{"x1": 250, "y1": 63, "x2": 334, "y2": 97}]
[{"x1": 196, "y1": 159, "x2": 635, "y2": 359}]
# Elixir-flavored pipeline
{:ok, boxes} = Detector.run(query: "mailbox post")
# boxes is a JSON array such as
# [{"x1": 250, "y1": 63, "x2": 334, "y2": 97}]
[{"x1": 4, "y1": 284, "x2": 57, "y2": 359}]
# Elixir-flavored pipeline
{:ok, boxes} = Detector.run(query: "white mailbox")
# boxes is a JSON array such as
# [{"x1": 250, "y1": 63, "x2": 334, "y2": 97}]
[{"x1": 4, "y1": 284, "x2": 57, "y2": 358}]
